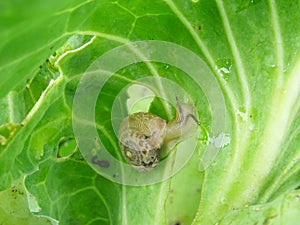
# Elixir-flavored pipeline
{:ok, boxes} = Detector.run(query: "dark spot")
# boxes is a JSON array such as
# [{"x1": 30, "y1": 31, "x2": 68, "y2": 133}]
[
  {"x1": 197, "y1": 25, "x2": 201, "y2": 30},
  {"x1": 50, "y1": 46, "x2": 54, "y2": 50},
  {"x1": 142, "y1": 161, "x2": 153, "y2": 167},
  {"x1": 11, "y1": 187, "x2": 17, "y2": 193},
  {"x1": 250, "y1": 114, "x2": 253, "y2": 118},
  {"x1": 91, "y1": 156, "x2": 110, "y2": 168},
  {"x1": 39, "y1": 65, "x2": 42, "y2": 69},
  {"x1": 171, "y1": 222, "x2": 181, "y2": 225},
  {"x1": 262, "y1": 214, "x2": 277, "y2": 224},
  {"x1": 113, "y1": 174, "x2": 117, "y2": 178}
]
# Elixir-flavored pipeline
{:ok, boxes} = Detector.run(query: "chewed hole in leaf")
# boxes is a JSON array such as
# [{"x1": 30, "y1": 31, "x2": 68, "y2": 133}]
[{"x1": 57, "y1": 137, "x2": 77, "y2": 158}]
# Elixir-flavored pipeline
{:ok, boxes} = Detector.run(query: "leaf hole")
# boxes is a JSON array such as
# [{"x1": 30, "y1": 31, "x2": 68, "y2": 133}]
[{"x1": 57, "y1": 137, "x2": 77, "y2": 158}]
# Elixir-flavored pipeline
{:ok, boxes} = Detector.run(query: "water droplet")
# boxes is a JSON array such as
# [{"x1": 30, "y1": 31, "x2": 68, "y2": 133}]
[
  {"x1": 220, "y1": 67, "x2": 230, "y2": 74},
  {"x1": 235, "y1": 109, "x2": 247, "y2": 121},
  {"x1": 249, "y1": 123, "x2": 255, "y2": 131},
  {"x1": 216, "y1": 58, "x2": 232, "y2": 80},
  {"x1": 209, "y1": 132, "x2": 231, "y2": 148}
]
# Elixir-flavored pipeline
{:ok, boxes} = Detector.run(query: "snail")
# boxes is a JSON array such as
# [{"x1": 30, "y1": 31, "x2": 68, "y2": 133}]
[{"x1": 118, "y1": 97, "x2": 200, "y2": 172}]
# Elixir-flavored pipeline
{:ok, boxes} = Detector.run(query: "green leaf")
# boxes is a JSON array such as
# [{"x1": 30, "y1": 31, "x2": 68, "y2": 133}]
[
  {"x1": 25, "y1": 150, "x2": 121, "y2": 225},
  {"x1": 219, "y1": 190, "x2": 300, "y2": 225},
  {"x1": 0, "y1": 177, "x2": 51, "y2": 225},
  {"x1": 0, "y1": 0, "x2": 300, "y2": 225}
]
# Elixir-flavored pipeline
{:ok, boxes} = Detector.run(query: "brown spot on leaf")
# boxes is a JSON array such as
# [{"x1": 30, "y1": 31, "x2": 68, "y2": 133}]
[{"x1": 91, "y1": 156, "x2": 110, "y2": 168}]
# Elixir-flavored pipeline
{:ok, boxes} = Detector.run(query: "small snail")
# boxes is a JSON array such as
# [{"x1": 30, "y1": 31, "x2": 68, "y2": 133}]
[{"x1": 118, "y1": 97, "x2": 200, "y2": 172}]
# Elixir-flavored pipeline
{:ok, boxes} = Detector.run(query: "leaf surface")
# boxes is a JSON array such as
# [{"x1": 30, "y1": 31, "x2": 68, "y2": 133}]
[{"x1": 0, "y1": 1, "x2": 299, "y2": 225}]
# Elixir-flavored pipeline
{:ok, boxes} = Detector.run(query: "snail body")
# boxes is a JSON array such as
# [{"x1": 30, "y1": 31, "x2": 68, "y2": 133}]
[{"x1": 118, "y1": 98, "x2": 199, "y2": 172}]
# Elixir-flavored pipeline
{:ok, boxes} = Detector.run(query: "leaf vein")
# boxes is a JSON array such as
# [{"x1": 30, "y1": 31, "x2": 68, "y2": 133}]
[
  {"x1": 215, "y1": 0, "x2": 251, "y2": 112},
  {"x1": 268, "y1": 0, "x2": 284, "y2": 86},
  {"x1": 163, "y1": 0, "x2": 239, "y2": 113}
]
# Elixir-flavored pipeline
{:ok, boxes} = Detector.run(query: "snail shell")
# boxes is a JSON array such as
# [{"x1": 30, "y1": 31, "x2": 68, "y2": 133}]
[
  {"x1": 118, "y1": 98, "x2": 199, "y2": 172},
  {"x1": 118, "y1": 112, "x2": 167, "y2": 172}
]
